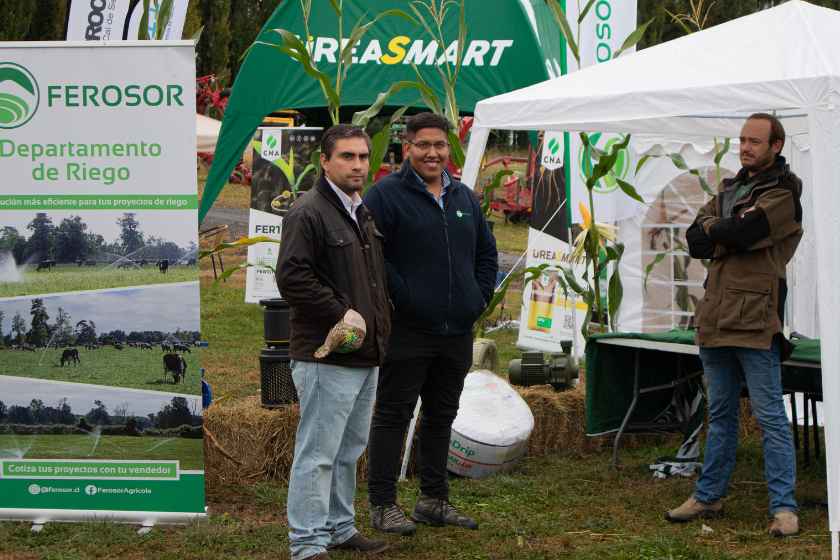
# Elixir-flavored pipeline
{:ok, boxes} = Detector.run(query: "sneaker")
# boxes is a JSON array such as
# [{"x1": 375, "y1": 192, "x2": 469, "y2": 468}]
[
  {"x1": 664, "y1": 496, "x2": 723, "y2": 523},
  {"x1": 328, "y1": 533, "x2": 388, "y2": 554},
  {"x1": 370, "y1": 503, "x2": 417, "y2": 536},
  {"x1": 411, "y1": 495, "x2": 478, "y2": 530},
  {"x1": 769, "y1": 511, "x2": 799, "y2": 537}
]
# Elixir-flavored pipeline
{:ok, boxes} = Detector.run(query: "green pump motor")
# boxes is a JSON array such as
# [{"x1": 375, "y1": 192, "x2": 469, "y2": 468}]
[{"x1": 508, "y1": 340, "x2": 578, "y2": 391}]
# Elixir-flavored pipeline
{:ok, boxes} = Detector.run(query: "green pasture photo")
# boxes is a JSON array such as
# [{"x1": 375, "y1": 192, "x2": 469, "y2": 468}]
[
  {"x1": 0, "y1": 264, "x2": 198, "y2": 298},
  {"x1": 0, "y1": 434, "x2": 203, "y2": 470},
  {"x1": 0, "y1": 346, "x2": 201, "y2": 395}
]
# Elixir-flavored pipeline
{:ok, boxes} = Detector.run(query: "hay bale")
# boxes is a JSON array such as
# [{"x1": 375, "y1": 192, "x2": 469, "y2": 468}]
[
  {"x1": 205, "y1": 377, "x2": 723, "y2": 486},
  {"x1": 204, "y1": 396, "x2": 417, "y2": 487}
]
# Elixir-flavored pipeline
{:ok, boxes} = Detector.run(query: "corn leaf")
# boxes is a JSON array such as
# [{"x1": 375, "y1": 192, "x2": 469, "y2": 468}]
[
  {"x1": 365, "y1": 106, "x2": 409, "y2": 187},
  {"x1": 669, "y1": 152, "x2": 689, "y2": 170},
  {"x1": 199, "y1": 236, "x2": 280, "y2": 260},
  {"x1": 578, "y1": 0, "x2": 597, "y2": 23},
  {"x1": 546, "y1": 0, "x2": 579, "y2": 66},
  {"x1": 292, "y1": 163, "x2": 316, "y2": 196},
  {"x1": 327, "y1": 0, "x2": 341, "y2": 17},
  {"x1": 714, "y1": 137, "x2": 731, "y2": 166},
  {"x1": 352, "y1": 80, "x2": 433, "y2": 128},
  {"x1": 474, "y1": 263, "x2": 548, "y2": 337},
  {"x1": 616, "y1": 178, "x2": 645, "y2": 204},
  {"x1": 138, "y1": 0, "x2": 152, "y2": 40},
  {"x1": 643, "y1": 251, "x2": 668, "y2": 292},
  {"x1": 366, "y1": 126, "x2": 392, "y2": 187},
  {"x1": 689, "y1": 168, "x2": 714, "y2": 195},
  {"x1": 560, "y1": 266, "x2": 586, "y2": 296},
  {"x1": 448, "y1": 130, "x2": 465, "y2": 169},
  {"x1": 155, "y1": 0, "x2": 174, "y2": 40},
  {"x1": 266, "y1": 31, "x2": 341, "y2": 111},
  {"x1": 481, "y1": 169, "x2": 514, "y2": 216},
  {"x1": 411, "y1": 64, "x2": 443, "y2": 114},
  {"x1": 608, "y1": 264, "x2": 623, "y2": 331},
  {"x1": 272, "y1": 149, "x2": 295, "y2": 186},
  {"x1": 635, "y1": 153, "x2": 658, "y2": 175},
  {"x1": 615, "y1": 18, "x2": 654, "y2": 58}
]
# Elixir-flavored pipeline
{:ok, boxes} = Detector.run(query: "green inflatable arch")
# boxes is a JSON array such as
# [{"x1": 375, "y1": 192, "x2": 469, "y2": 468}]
[{"x1": 199, "y1": 0, "x2": 567, "y2": 223}]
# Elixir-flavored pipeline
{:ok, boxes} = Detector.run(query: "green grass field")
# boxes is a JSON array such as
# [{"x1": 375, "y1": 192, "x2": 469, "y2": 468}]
[
  {"x1": 0, "y1": 434, "x2": 203, "y2": 470},
  {"x1": 0, "y1": 264, "x2": 198, "y2": 298},
  {"x1": 0, "y1": 346, "x2": 201, "y2": 395}
]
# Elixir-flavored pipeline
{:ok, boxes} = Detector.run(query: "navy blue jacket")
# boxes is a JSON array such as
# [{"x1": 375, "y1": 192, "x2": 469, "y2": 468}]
[{"x1": 364, "y1": 161, "x2": 498, "y2": 336}]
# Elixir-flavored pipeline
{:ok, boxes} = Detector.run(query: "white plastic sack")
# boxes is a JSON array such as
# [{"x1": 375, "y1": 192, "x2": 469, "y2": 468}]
[{"x1": 447, "y1": 370, "x2": 535, "y2": 478}]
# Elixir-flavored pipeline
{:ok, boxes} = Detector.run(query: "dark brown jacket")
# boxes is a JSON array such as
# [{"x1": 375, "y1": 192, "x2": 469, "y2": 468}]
[
  {"x1": 276, "y1": 177, "x2": 391, "y2": 366},
  {"x1": 687, "y1": 156, "x2": 803, "y2": 350}
]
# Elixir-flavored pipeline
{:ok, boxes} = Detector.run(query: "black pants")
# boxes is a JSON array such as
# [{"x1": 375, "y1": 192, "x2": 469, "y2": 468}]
[{"x1": 367, "y1": 326, "x2": 473, "y2": 506}]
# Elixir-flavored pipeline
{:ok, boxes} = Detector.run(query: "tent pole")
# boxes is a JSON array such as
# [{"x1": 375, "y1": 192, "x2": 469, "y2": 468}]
[{"x1": 832, "y1": 531, "x2": 837, "y2": 560}]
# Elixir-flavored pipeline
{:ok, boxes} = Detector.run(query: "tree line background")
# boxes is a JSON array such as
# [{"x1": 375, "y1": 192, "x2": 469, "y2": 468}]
[
  {"x1": 0, "y1": 395, "x2": 202, "y2": 435},
  {"x1": 0, "y1": 298, "x2": 200, "y2": 348},
  {"x1": 4, "y1": 1, "x2": 840, "y2": 88},
  {"x1": 0, "y1": 212, "x2": 196, "y2": 265}
]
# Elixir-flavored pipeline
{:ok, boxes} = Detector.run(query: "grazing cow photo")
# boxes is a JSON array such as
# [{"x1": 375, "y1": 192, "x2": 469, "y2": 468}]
[
  {"x1": 140, "y1": 342, "x2": 153, "y2": 350},
  {"x1": 60, "y1": 348, "x2": 80, "y2": 367},
  {"x1": 113, "y1": 343, "x2": 124, "y2": 351},
  {"x1": 35, "y1": 260, "x2": 55, "y2": 272},
  {"x1": 163, "y1": 353, "x2": 187, "y2": 384},
  {"x1": 157, "y1": 259, "x2": 169, "y2": 274},
  {"x1": 161, "y1": 342, "x2": 172, "y2": 352},
  {"x1": 173, "y1": 343, "x2": 191, "y2": 353}
]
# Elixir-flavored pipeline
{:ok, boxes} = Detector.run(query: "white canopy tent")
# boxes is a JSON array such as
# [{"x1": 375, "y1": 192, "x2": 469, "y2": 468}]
[
  {"x1": 463, "y1": 1, "x2": 840, "y2": 554},
  {"x1": 196, "y1": 113, "x2": 222, "y2": 153}
]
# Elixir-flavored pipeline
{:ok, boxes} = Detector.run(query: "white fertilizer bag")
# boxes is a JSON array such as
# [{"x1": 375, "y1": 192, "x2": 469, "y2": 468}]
[{"x1": 447, "y1": 370, "x2": 535, "y2": 478}]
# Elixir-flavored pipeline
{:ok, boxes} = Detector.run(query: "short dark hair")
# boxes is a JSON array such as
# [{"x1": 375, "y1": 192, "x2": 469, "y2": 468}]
[
  {"x1": 405, "y1": 112, "x2": 452, "y2": 139},
  {"x1": 320, "y1": 124, "x2": 370, "y2": 159},
  {"x1": 747, "y1": 113, "x2": 785, "y2": 151}
]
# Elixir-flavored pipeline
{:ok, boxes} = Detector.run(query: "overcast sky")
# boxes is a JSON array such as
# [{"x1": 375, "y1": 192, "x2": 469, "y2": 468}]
[
  {"x1": 0, "y1": 283, "x2": 200, "y2": 334},
  {"x1": 2, "y1": 210, "x2": 197, "y2": 248}
]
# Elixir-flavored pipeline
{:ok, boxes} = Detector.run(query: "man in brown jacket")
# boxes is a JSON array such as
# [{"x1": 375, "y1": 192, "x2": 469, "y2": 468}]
[
  {"x1": 666, "y1": 114, "x2": 803, "y2": 537},
  {"x1": 277, "y1": 125, "x2": 391, "y2": 560}
]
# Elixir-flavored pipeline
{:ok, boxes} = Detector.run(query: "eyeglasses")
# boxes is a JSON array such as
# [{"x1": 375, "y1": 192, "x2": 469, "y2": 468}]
[{"x1": 409, "y1": 141, "x2": 450, "y2": 152}]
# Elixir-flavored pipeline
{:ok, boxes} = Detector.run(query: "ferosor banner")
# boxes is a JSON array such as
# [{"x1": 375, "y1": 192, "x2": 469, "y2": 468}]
[
  {"x1": 517, "y1": 0, "x2": 637, "y2": 356},
  {"x1": 0, "y1": 42, "x2": 204, "y2": 524},
  {"x1": 66, "y1": 0, "x2": 189, "y2": 41}
]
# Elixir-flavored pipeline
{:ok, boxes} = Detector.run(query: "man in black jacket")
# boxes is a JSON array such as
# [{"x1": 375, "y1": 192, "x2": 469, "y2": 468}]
[
  {"x1": 364, "y1": 113, "x2": 498, "y2": 535},
  {"x1": 277, "y1": 125, "x2": 391, "y2": 560}
]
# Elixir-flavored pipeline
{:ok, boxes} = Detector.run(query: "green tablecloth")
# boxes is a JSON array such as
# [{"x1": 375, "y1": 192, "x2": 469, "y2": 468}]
[{"x1": 584, "y1": 329, "x2": 821, "y2": 436}]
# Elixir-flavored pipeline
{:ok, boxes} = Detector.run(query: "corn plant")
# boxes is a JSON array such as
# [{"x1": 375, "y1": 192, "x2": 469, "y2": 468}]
[
  {"x1": 198, "y1": 236, "x2": 280, "y2": 285},
  {"x1": 256, "y1": 0, "x2": 432, "y2": 128},
  {"x1": 545, "y1": 0, "x2": 654, "y2": 72},
  {"x1": 407, "y1": 0, "x2": 468, "y2": 167},
  {"x1": 137, "y1": 0, "x2": 174, "y2": 40},
  {"x1": 475, "y1": 264, "x2": 549, "y2": 338},
  {"x1": 555, "y1": 133, "x2": 645, "y2": 337}
]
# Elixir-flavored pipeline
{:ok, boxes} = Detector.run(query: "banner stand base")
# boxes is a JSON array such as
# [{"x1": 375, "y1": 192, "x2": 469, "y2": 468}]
[{"x1": 0, "y1": 508, "x2": 206, "y2": 526}]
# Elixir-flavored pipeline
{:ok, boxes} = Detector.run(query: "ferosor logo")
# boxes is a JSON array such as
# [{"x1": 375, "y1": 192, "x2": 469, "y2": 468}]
[
  {"x1": 28, "y1": 484, "x2": 41, "y2": 495},
  {"x1": 0, "y1": 62, "x2": 39, "y2": 129},
  {"x1": 578, "y1": 133, "x2": 629, "y2": 194}
]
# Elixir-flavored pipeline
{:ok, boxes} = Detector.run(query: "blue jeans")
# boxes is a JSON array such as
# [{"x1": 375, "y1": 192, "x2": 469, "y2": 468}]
[
  {"x1": 694, "y1": 343, "x2": 797, "y2": 514},
  {"x1": 287, "y1": 360, "x2": 378, "y2": 560}
]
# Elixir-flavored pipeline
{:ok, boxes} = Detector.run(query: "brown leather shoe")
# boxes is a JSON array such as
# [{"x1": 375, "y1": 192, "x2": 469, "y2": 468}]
[
  {"x1": 664, "y1": 496, "x2": 723, "y2": 523},
  {"x1": 329, "y1": 533, "x2": 389, "y2": 554},
  {"x1": 769, "y1": 511, "x2": 799, "y2": 537}
]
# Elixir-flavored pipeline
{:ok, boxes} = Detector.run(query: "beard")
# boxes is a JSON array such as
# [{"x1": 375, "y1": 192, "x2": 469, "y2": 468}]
[{"x1": 741, "y1": 150, "x2": 776, "y2": 173}]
